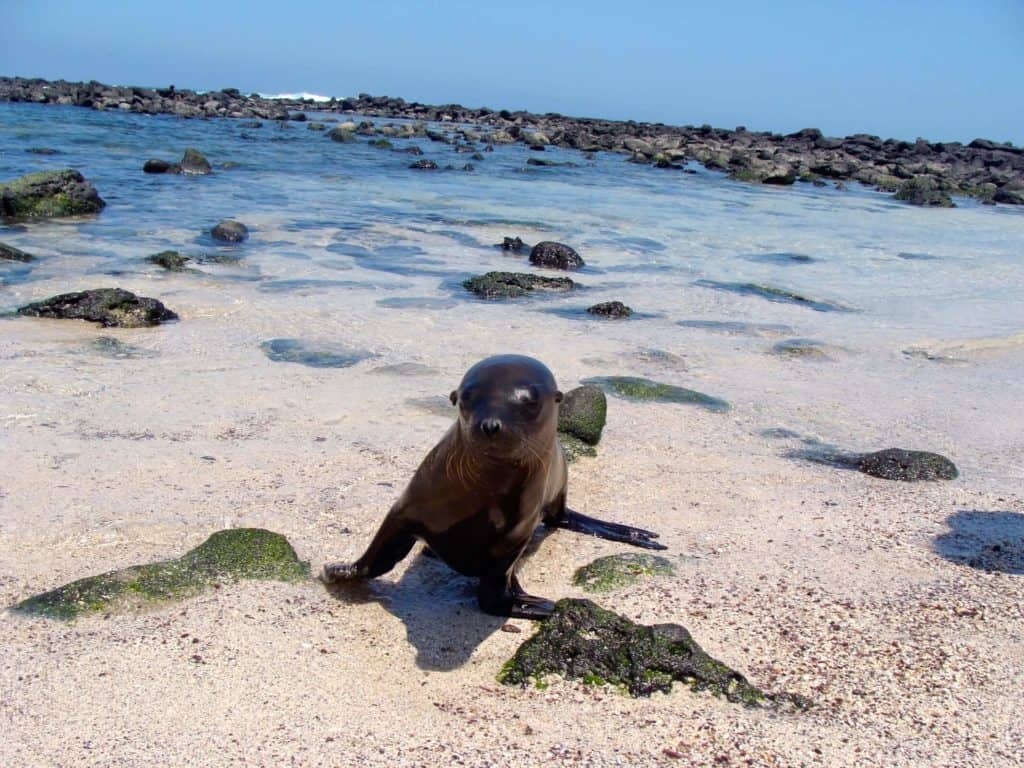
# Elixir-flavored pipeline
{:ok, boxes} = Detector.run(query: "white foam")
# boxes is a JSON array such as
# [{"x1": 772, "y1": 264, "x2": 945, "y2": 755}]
[{"x1": 258, "y1": 92, "x2": 334, "y2": 103}]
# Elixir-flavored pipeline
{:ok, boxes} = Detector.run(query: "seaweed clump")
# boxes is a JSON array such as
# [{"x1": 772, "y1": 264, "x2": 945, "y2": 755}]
[
  {"x1": 500, "y1": 599, "x2": 795, "y2": 705},
  {"x1": 12, "y1": 528, "x2": 309, "y2": 620}
]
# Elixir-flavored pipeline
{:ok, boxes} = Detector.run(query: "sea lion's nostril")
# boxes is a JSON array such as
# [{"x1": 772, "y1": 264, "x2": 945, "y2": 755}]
[{"x1": 481, "y1": 418, "x2": 502, "y2": 437}]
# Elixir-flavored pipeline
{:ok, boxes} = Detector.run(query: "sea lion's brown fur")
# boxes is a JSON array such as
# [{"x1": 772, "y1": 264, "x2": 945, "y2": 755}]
[{"x1": 322, "y1": 354, "x2": 663, "y2": 618}]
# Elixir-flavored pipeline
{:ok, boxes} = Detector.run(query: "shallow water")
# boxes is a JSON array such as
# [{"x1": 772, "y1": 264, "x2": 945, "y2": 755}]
[{"x1": 2, "y1": 102, "x2": 1023, "y2": 493}]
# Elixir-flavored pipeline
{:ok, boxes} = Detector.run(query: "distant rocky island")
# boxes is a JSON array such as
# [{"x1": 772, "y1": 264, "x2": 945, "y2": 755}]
[{"x1": 2, "y1": 75, "x2": 1021, "y2": 206}]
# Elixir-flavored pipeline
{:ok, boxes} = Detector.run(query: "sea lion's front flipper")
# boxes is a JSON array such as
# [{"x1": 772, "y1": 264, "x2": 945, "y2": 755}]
[
  {"x1": 547, "y1": 509, "x2": 667, "y2": 551},
  {"x1": 478, "y1": 573, "x2": 555, "y2": 619},
  {"x1": 322, "y1": 512, "x2": 416, "y2": 582}
]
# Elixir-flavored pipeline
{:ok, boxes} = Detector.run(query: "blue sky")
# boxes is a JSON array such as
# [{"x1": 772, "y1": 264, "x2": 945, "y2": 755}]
[{"x1": 4, "y1": 1, "x2": 1022, "y2": 144}]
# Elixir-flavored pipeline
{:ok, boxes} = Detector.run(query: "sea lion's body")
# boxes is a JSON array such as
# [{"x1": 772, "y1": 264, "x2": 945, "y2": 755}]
[{"x1": 323, "y1": 355, "x2": 662, "y2": 618}]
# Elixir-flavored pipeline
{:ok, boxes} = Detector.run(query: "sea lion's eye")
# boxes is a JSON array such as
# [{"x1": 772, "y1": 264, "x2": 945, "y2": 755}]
[{"x1": 512, "y1": 386, "x2": 540, "y2": 409}]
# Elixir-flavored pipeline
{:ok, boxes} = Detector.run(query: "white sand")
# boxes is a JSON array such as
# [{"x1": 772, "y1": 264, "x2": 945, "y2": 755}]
[{"x1": 2, "y1": 268, "x2": 1023, "y2": 767}]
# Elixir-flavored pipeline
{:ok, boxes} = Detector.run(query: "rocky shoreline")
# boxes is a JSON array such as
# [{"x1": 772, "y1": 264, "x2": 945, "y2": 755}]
[{"x1": 2, "y1": 75, "x2": 1023, "y2": 205}]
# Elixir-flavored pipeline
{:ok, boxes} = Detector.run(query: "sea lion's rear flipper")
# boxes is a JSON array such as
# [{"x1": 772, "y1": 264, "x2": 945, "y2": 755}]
[
  {"x1": 322, "y1": 513, "x2": 416, "y2": 582},
  {"x1": 478, "y1": 572, "x2": 555, "y2": 620},
  {"x1": 547, "y1": 509, "x2": 667, "y2": 551}
]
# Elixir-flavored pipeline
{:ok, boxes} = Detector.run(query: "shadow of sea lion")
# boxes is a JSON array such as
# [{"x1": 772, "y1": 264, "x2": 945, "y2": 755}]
[
  {"x1": 934, "y1": 511, "x2": 1024, "y2": 575},
  {"x1": 321, "y1": 529, "x2": 559, "y2": 671}
]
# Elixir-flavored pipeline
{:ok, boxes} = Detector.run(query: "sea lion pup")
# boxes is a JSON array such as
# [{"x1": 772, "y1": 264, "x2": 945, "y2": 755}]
[{"x1": 323, "y1": 354, "x2": 664, "y2": 619}]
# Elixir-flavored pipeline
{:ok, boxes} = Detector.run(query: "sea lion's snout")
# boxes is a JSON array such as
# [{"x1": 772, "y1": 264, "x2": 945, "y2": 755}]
[{"x1": 480, "y1": 418, "x2": 503, "y2": 437}]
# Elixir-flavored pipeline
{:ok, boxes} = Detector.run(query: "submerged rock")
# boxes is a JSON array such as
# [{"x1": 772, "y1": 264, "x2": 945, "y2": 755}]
[
  {"x1": 856, "y1": 448, "x2": 958, "y2": 481},
  {"x1": 409, "y1": 159, "x2": 439, "y2": 170},
  {"x1": 0, "y1": 169, "x2": 106, "y2": 219},
  {"x1": 582, "y1": 376, "x2": 730, "y2": 412},
  {"x1": 0, "y1": 241, "x2": 35, "y2": 262},
  {"x1": 557, "y1": 385, "x2": 607, "y2": 445},
  {"x1": 260, "y1": 338, "x2": 373, "y2": 368},
  {"x1": 211, "y1": 219, "x2": 249, "y2": 242},
  {"x1": 587, "y1": 301, "x2": 632, "y2": 318},
  {"x1": 11, "y1": 528, "x2": 309, "y2": 620},
  {"x1": 328, "y1": 127, "x2": 356, "y2": 143},
  {"x1": 573, "y1": 553, "x2": 675, "y2": 593},
  {"x1": 147, "y1": 250, "x2": 191, "y2": 271},
  {"x1": 463, "y1": 271, "x2": 575, "y2": 299},
  {"x1": 17, "y1": 288, "x2": 178, "y2": 328},
  {"x1": 499, "y1": 599, "x2": 790, "y2": 704},
  {"x1": 143, "y1": 159, "x2": 179, "y2": 174},
  {"x1": 894, "y1": 177, "x2": 954, "y2": 208},
  {"x1": 529, "y1": 241, "x2": 585, "y2": 270},
  {"x1": 770, "y1": 338, "x2": 833, "y2": 359},
  {"x1": 694, "y1": 279, "x2": 853, "y2": 313}
]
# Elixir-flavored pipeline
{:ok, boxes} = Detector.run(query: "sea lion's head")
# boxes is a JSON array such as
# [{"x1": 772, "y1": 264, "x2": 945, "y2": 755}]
[{"x1": 450, "y1": 355, "x2": 562, "y2": 460}]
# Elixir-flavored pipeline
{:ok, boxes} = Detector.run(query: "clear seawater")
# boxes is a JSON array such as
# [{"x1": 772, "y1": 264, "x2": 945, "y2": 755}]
[{"x1": 2, "y1": 102, "x2": 1023, "y2": 490}]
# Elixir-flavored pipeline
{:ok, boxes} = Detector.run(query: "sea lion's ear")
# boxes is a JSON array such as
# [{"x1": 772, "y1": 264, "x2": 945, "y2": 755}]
[
  {"x1": 449, "y1": 390, "x2": 458, "y2": 406},
  {"x1": 554, "y1": 390, "x2": 563, "y2": 403}
]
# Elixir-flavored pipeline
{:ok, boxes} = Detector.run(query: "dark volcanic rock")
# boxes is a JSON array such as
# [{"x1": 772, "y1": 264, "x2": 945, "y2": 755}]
[
  {"x1": 499, "y1": 236, "x2": 528, "y2": 253},
  {"x1": 499, "y1": 599, "x2": 794, "y2": 704},
  {"x1": 0, "y1": 241, "x2": 35, "y2": 262},
  {"x1": 557, "y1": 384, "x2": 607, "y2": 445},
  {"x1": 0, "y1": 169, "x2": 106, "y2": 219},
  {"x1": 409, "y1": 159, "x2": 439, "y2": 170},
  {"x1": 894, "y1": 177, "x2": 955, "y2": 207},
  {"x1": 147, "y1": 250, "x2": 191, "y2": 271},
  {"x1": 587, "y1": 301, "x2": 632, "y2": 318},
  {"x1": 211, "y1": 219, "x2": 249, "y2": 242},
  {"x1": 143, "y1": 159, "x2": 179, "y2": 174},
  {"x1": 180, "y1": 148, "x2": 212, "y2": 175},
  {"x1": 463, "y1": 271, "x2": 575, "y2": 299},
  {"x1": 856, "y1": 448, "x2": 958, "y2": 481},
  {"x1": 529, "y1": 241, "x2": 584, "y2": 270},
  {"x1": 17, "y1": 288, "x2": 179, "y2": 327}
]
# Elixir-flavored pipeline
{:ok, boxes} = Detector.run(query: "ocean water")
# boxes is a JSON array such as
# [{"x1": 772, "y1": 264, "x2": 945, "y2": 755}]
[{"x1": 2, "y1": 102, "x2": 1023, "y2": 491}]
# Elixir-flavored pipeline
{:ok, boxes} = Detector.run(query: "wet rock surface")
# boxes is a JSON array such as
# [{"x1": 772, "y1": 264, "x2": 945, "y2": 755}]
[
  {"x1": 529, "y1": 241, "x2": 584, "y2": 270},
  {"x1": 147, "y1": 250, "x2": 191, "y2": 271},
  {"x1": 498, "y1": 236, "x2": 528, "y2": 253},
  {"x1": 17, "y1": 288, "x2": 179, "y2": 327},
  {"x1": 11, "y1": 529, "x2": 309, "y2": 620},
  {"x1": 463, "y1": 271, "x2": 575, "y2": 299},
  {"x1": 583, "y1": 375, "x2": 730, "y2": 412},
  {"x1": 587, "y1": 301, "x2": 632, "y2": 318},
  {"x1": 211, "y1": 219, "x2": 249, "y2": 242},
  {"x1": 0, "y1": 169, "x2": 106, "y2": 219},
  {"x1": 3, "y1": 76, "x2": 1022, "y2": 205},
  {"x1": 894, "y1": 176, "x2": 955, "y2": 207},
  {"x1": 499, "y1": 599, "x2": 799, "y2": 704},
  {"x1": 573, "y1": 554, "x2": 675, "y2": 593},
  {"x1": 0, "y1": 241, "x2": 35, "y2": 262}
]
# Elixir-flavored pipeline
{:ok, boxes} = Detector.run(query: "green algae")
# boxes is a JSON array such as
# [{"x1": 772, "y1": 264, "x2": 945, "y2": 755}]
[
  {"x1": 499, "y1": 599, "x2": 801, "y2": 706},
  {"x1": 573, "y1": 553, "x2": 676, "y2": 593},
  {"x1": 557, "y1": 385, "x2": 606, "y2": 445},
  {"x1": 559, "y1": 432, "x2": 597, "y2": 463},
  {"x1": 12, "y1": 529, "x2": 309, "y2": 620},
  {"x1": 581, "y1": 376, "x2": 730, "y2": 413},
  {"x1": 0, "y1": 170, "x2": 106, "y2": 219}
]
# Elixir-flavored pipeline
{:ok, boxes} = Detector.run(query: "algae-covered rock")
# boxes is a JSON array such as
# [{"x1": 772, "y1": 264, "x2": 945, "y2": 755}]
[
  {"x1": 147, "y1": 250, "x2": 191, "y2": 271},
  {"x1": 582, "y1": 376, "x2": 729, "y2": 413},
  {"x1": 558, "y1": 432, "x2": 597, "y2": 463},
  {"x1": 463, "y1": 271, "x2": 575, "y2": 299},
  {"x1": 0, "y1": 241, "x2": 35, "y2": 262},
  {"x1": 17, "y1": 288, "x2": 179, "y2": 328},
  {"x1": 894, "y1": 176, "x2": 954, "y2": 208},
  {"x1": 770, "y1": 338, "x2": 833, "y2": 360},
  {"x1": 328, "y1": 127, "x2": 356, "y2": 143},
  {"x1": 856, "y1": 448, "x2": 958, "y2": 481},
  {"x1": 557, "y1": 385, "x2": 607, "y2": 445},
  {"x1": 11, "y1": 529, "x2": 309, "y2": 620},
  {"x1": 180, "y1": 148, "x2": 212, "y2": 175},
  {"x1": 211, "y1": 219, "x2": 249, "y2": 243},
  {"x1": 573, "y1": 553, "x2": 675, "y2": 593},
  {"x1": 499, "y1": 599, "x2": 781, "y2": 703},
  {"x1": 0, "y1": 169, "x2": 106, "y2": 219}
]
